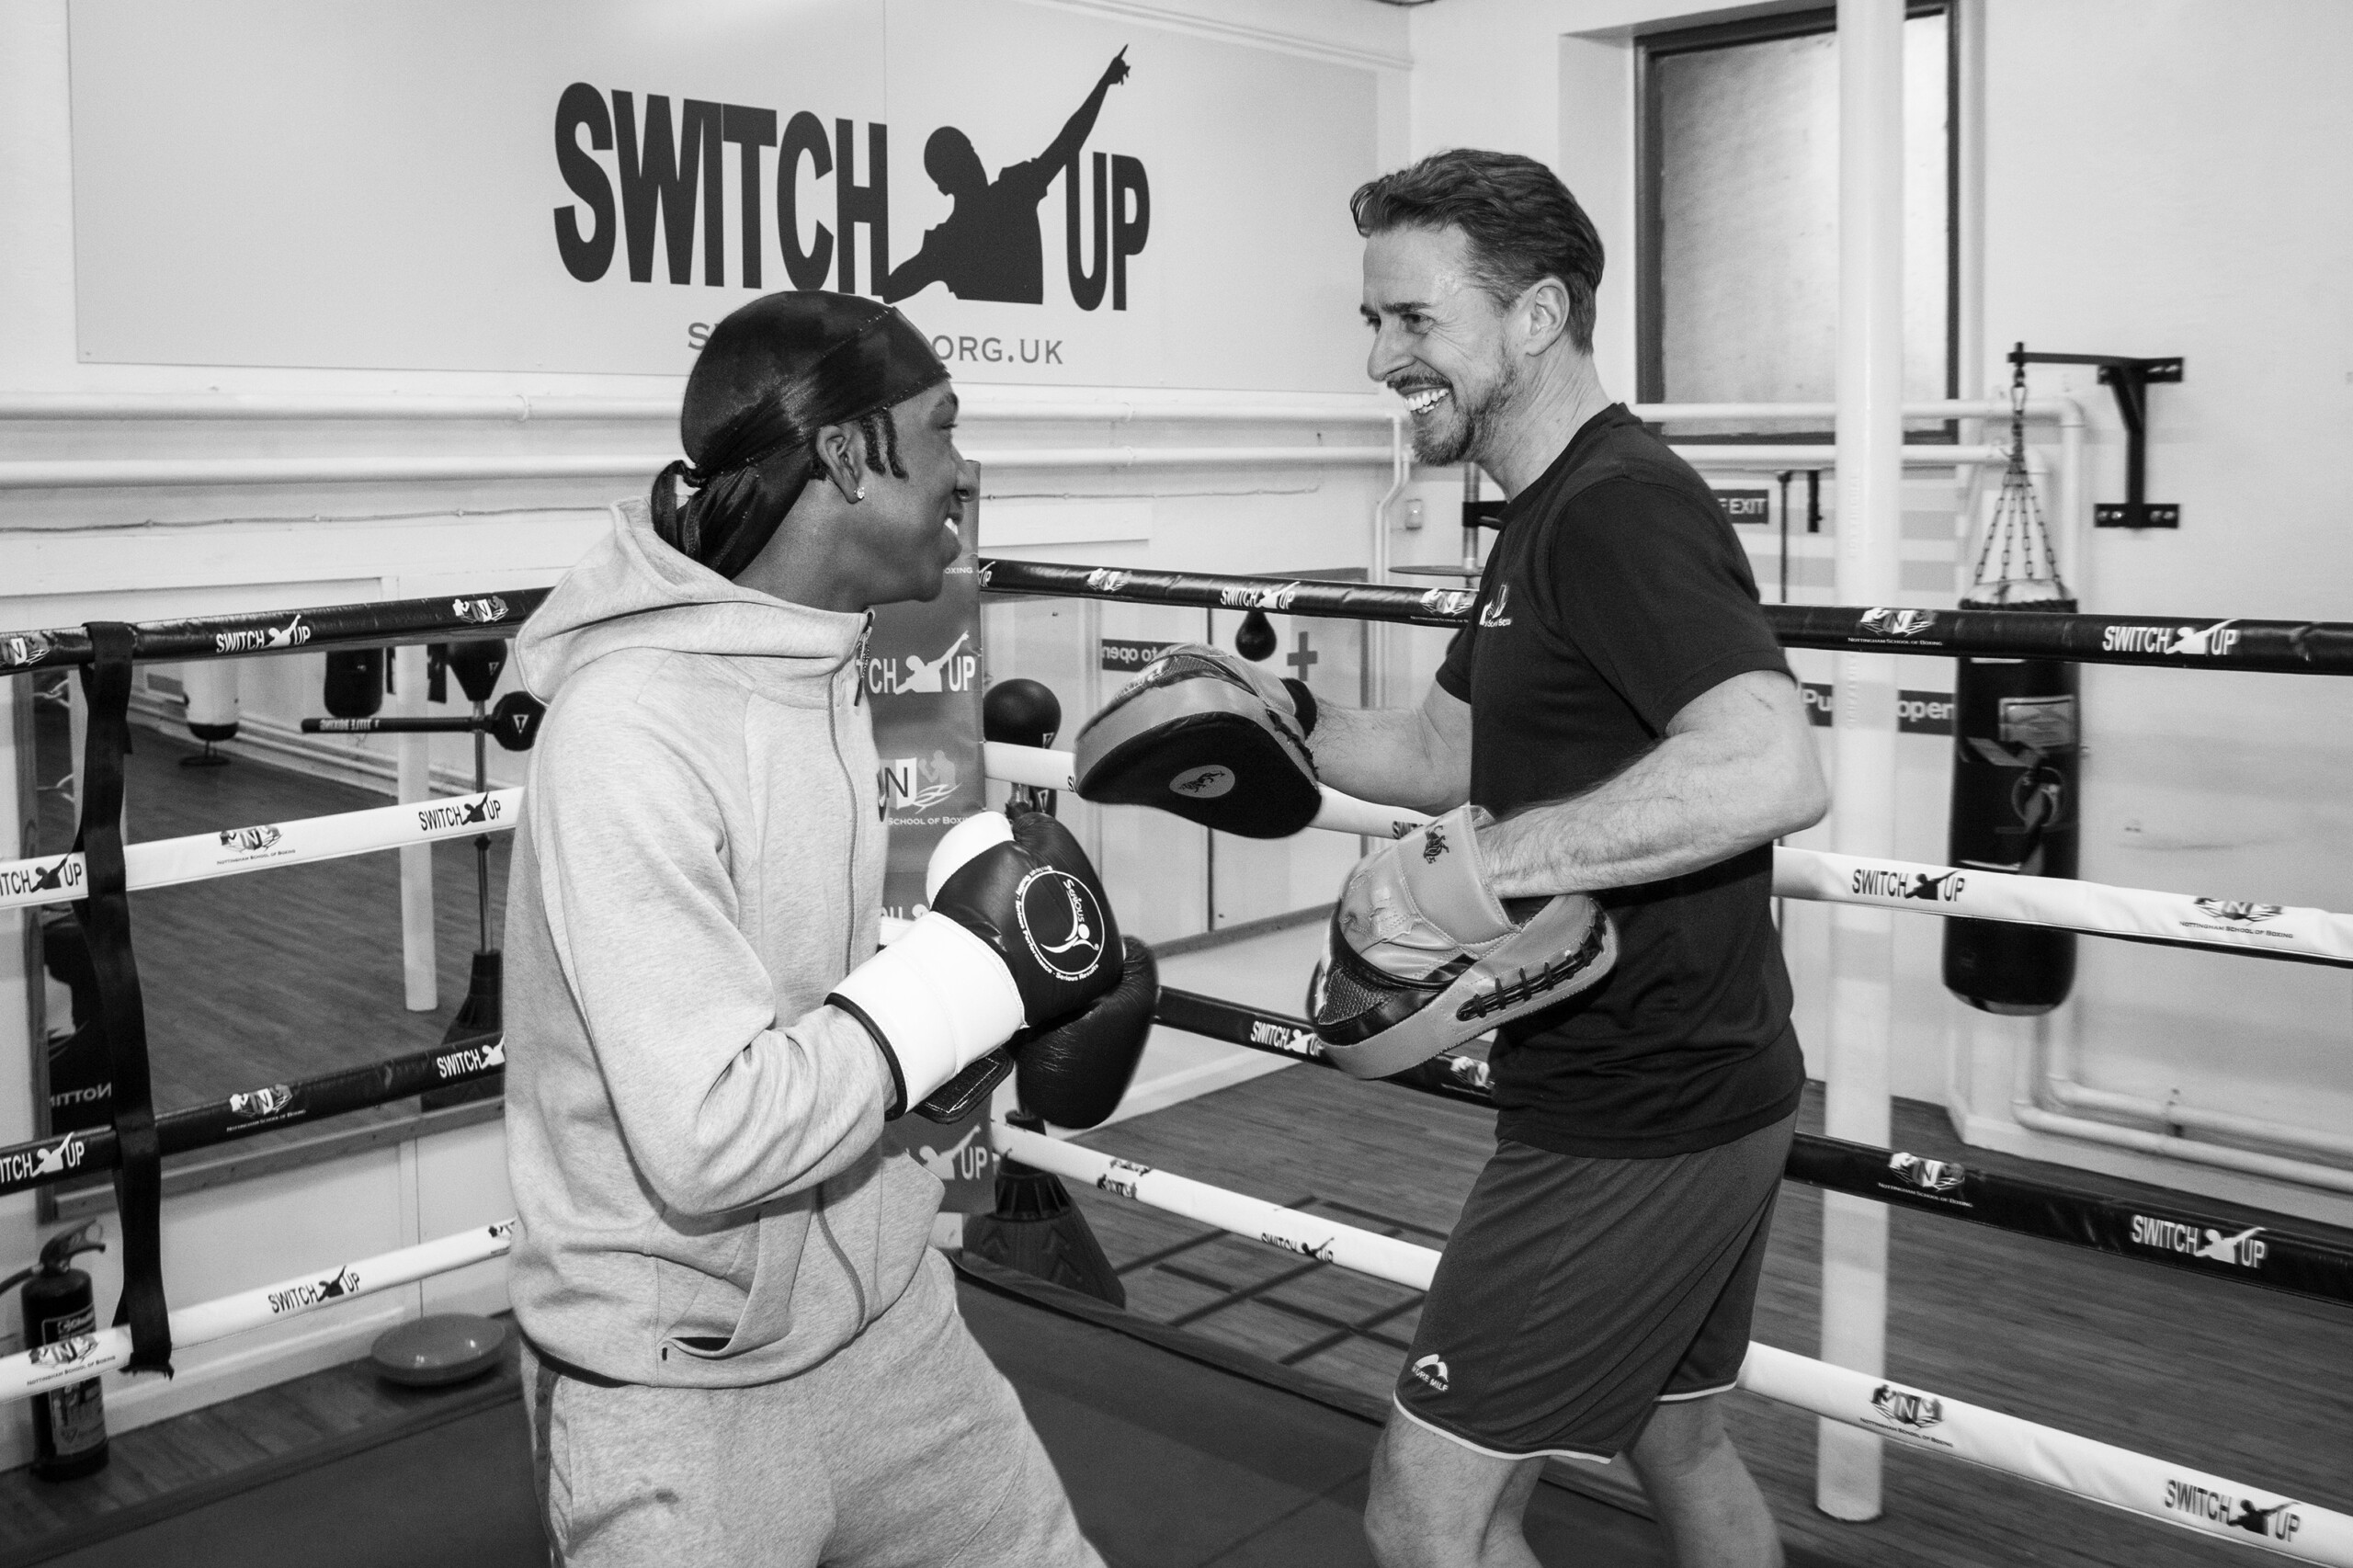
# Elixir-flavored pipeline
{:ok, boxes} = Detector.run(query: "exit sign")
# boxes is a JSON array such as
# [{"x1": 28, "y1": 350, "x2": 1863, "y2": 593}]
[{"x1": 1716, "y1": 489, "x2": 1771, "y2": 525}]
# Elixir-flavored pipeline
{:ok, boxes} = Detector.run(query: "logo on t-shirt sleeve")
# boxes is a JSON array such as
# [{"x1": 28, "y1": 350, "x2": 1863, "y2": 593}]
[{"x1": 1477, "y1": 583, "x2": 1514, "y2": 629}]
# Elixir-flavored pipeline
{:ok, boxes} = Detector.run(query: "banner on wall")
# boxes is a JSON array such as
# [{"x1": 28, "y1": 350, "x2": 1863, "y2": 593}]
[
  {"x1": 868, "y1": 503, "x2": 996, "y2": 1210},
  {"x1": 68, "y1": 0, "x2": 1378, "y2": 391}
]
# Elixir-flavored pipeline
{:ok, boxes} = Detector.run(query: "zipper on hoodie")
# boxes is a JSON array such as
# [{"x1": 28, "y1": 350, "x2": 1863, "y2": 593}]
[{"x1": 828, "y1": 614, "x2": 873, "y2": 974}]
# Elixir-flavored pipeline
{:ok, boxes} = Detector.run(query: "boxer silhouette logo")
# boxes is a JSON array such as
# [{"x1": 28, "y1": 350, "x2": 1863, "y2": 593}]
[
  {"x1": 1169, "y1": 766, "x2": 1233, "y2": 800},
  {"x1": 2192, "y1": 898, "x2": 2281, "y2": 924},
  {"x1": 1013, "y1": 867, "x2": 1106, "y2": 982},
  {"x1": 218, "y1": 825, "x2": 282, "y2": 854},
  {"x1": 450, "y1": 596, "x2": 508, "y2": 625},
  {"x1": 1886, "y1": 1153, "x2": 1965, "y2": 1193},
  {"x1": 1857, "y1": 608, "x2": 1938, "y2": 638},
  {"x1": 884, "y1": 50, "x2": 1142, "y2": 309},
  {"x1": 1870, "y1": 1384, "x2": 1943, "y2": 1432},
  {"x1": 229, "y1": 1085, "x2": 294, "y2": 1119}
]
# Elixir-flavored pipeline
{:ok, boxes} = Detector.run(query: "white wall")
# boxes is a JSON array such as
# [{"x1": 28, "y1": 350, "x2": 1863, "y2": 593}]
[{"x1": 1403, "y1": 0, "x2": 2353, "y2": 1223}]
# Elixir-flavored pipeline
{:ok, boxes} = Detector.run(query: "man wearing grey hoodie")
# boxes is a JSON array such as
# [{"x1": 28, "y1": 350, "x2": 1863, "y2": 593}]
[{"x1": 505, "y1": 293, "x2": 1110, "y2": 1565}]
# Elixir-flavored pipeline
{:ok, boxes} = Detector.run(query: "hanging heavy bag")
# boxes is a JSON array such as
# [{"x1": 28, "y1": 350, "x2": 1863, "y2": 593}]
[
  {"x1": 322, "y1": 648, "x2": 386, "y2": 719},
  {"x1": 1944, "y1": 362, "x2": 2077, "y2": 1016},
  {"x1": 1945, "y1": 637, "x2": 2079, "y2": 1014}
]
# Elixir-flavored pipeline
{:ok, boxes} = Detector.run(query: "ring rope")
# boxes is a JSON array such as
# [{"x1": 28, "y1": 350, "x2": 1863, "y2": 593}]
[
  {"x1": 1143, "y1": 986, "x2": 2353, "y2": 1310},
  {"x1": 983, "y1": 743, "x2": 2353, "y2": 968},
  {"x1": 0, "y1": 790, "x2": 523, "y2": 913},
  {"x1": 0, "y1": 1220, "x2": 516, "y2": 1404},
  {"x1": 996, "y1": 1122, "x2": 2348, "y2": 1563},
  {"x1": 5, "y1": 572, "x2": 2353, "y2": 676}
]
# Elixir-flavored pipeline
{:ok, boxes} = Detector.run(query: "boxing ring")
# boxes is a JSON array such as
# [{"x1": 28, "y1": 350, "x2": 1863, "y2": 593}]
[{"x1": 1, "y1": 572, "x2": 2349, "y2": 1562}]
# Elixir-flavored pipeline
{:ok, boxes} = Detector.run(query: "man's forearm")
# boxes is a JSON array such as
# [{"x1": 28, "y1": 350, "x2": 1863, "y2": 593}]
[
  {"x1": 1309, "y1": 702, "x2": 1466, "y2": 815},
  {"x1": 1475, "y1": 732, "x2": 1816, "y2": 897}
]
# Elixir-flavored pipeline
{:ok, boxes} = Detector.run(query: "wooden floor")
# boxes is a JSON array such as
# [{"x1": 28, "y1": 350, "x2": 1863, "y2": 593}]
[
  {"x1": 1069, "y1": 1068, "x2": 2353, "y2": 1568},
  {"x1": 0, "y1": 1325, "x2": 523, "y2": 1559}
]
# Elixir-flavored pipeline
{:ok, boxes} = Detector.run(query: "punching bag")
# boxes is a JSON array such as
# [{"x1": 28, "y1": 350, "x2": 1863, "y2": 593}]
[
  {"x1": 1943, "y1": 631, "x2": 2079, "y2": 1013},
  {"x1": 323, "y1": 649, "x2": 385, "y2": 719},
  {"x1": 1943, "y1": 366, "x2": 2077, "y2": 1015}
]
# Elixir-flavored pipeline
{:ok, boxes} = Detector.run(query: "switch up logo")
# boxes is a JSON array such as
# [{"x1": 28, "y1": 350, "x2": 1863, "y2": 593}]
[{"x1": 551, "y1": 51, "x2": 1150, "y2": 323}]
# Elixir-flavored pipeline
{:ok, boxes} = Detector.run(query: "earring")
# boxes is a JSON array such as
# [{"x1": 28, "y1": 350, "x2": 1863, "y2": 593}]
[{"x1": 853, "y1": 484, "x2": 867, "y2": 502}]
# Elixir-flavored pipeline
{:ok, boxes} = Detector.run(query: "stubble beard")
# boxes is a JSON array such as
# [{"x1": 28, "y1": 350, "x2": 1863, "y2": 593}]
[{"x1": 1411, "y1": 353, "x2": 1524, "y2": 469}]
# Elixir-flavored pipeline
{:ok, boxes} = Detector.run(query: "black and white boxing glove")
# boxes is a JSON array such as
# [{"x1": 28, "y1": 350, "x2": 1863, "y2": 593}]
[
  {"x1": 1310, "y1": 805, "x2": 1618, "y2": 1079},
  {"x1": 830, "y1": 812, "x2": 1122, "y2": 1119},
  {"x1": 1010, "y1": 936, "x2": 1158, "y2": 1130},
  {"x1": 1072, "y1": 644, "x2": 1321, "y2": 838}
]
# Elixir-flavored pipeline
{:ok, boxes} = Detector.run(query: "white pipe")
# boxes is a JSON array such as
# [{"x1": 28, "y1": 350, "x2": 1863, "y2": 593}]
[
  {"x1": 1368, "y1": 415, "x2": 1410, "y2": 707},
  {"x1": 0, "y1": 444, "x2": 2004, "y2": 492},
  {"x1": 1821, "y1": 0, "x2": 1907, "y2": 1522},
  {"x1": 2047, "y1": 1076, "x2": 2353, "y2": 1165},
  {"x1": 392, "y1": 644, "x2": 436, "y2": 1013},
  {"x1": 2013, "y1": 1098, "x2": 2353, "y2": 1197},
  {"x1": 0, "y1": 391, "x2": 2072, "y2": 425},
  {"x1": 1675, "y1": 444, "x2": 2003, "y2": 469}
]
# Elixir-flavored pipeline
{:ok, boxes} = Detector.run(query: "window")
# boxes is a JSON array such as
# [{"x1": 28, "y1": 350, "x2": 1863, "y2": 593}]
[{"x1": 1636, "y1": 6, "x2": 1955, "y2": 437}]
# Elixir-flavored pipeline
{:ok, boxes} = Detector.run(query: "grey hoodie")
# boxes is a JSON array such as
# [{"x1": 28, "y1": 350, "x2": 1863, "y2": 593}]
[{"x1": 504, "y1": 498, "x2": 939, "y2": 1387}]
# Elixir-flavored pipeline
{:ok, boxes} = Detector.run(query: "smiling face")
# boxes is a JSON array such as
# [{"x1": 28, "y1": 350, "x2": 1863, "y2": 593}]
[
  {"x1": 1360, "y1": 224, "x2": 1523, "y2": 467},
  {"x1": 854, "y1": 381, "x2": 973, "y2": 605}
]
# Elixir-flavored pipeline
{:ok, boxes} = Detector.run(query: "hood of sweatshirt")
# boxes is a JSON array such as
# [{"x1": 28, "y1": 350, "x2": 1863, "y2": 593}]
[{"x1": 517, "y1": 497, "x2": 868, "y2": 703}]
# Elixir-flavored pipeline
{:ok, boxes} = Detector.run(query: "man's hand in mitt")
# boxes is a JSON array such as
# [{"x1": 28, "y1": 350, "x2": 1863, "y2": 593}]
[
  {"x1": 1309, "y1": 805, "x2": 1617, "y2": 1078},
  {"x1": 1072, "y1": 645, "x2": 1320, "y2": 838}
]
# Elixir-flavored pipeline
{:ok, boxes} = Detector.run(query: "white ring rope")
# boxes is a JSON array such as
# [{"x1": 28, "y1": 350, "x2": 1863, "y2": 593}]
[
  {"x1": 0, "y1": 790, "x2": 522, "y2": 912},
  {"x1": 6, "y1": 746, "x2": 2338, "y2": 971},
  {"x1": 983, "y1": 744, "x2": 2353, "y2": 968},
  {"x1": 0, "y1": 1220, "x2": 517, "y2": 1403},
  {"x1": 995, "y1": 1122, "x2": 2348, "y2": 1562}
]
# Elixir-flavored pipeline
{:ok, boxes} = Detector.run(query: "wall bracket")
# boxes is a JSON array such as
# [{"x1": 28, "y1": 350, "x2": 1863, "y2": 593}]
[{"x1": 2010, "y1": 344, "x2": 2184, "y2": 528}]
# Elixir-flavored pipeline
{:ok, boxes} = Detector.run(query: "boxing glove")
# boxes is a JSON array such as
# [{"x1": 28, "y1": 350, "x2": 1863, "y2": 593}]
[
  {"x1": 831, "y1": 812, "x2": 1122, "y2": 1118},
  {"x1": 1072, "y1": 645, "x2": 1322, "y2": 838},
  {"x1": 1310, "y1": 804, "x2": 1618, "y2": 1079},
  {"x1": 1011, "y1": 936, "x2": 1157, "y2": 1130}
]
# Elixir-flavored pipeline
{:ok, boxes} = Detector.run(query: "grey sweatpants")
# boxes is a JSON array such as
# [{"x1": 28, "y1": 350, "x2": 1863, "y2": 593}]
[{"x1": 523, "y1": 1250, "x2": 1101, "y2": 1567}]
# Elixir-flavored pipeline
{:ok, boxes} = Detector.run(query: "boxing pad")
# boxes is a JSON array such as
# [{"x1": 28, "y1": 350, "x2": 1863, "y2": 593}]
[
  {"x1": 1072, "y1": 645, "x2": 1320, "y2": 838},
  {"x1": 1311, "y1": 805, "x2": 1617, "y2": 1079},
  {"x1": 1012, "y1": 937, "x2": 1156, "y2": 1129}
]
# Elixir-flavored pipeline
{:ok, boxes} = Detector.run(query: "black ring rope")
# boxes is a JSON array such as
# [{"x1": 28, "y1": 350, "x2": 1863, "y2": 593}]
[
  {"x1": 1154, "y1": 985, "x2": 2353, "y2": 1312},
  {"x1": 0, "y1": 1031, "x2": 505, "y2": 1200},
  {"x1": 3, "y1": 569, "x2": 2352, "y2": 676}
]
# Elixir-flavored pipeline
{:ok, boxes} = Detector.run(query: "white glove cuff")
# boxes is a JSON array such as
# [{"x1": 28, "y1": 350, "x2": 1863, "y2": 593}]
[{"x1": 829, "y1": 914, "x2": 1025, "y2": 1111}]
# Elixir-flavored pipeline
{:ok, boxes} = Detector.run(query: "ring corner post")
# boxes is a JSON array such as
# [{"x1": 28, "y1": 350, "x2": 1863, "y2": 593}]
[{"x1": 1820, "y1": 0, "x2": 1909, "y2": 1524}]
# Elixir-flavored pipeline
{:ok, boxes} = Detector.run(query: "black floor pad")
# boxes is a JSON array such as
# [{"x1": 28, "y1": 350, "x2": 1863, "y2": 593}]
[{"x1": 18, "y1": 1260, "x2": 1660, "y2": 1567}]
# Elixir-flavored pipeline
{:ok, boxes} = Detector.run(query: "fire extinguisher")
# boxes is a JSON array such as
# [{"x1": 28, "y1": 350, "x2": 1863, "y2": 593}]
[{"x1": 2, "y1": 1223, "x2": 109, "y2": 1481}]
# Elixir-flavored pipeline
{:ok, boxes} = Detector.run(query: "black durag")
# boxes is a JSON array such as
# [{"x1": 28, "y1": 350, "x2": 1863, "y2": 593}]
[{"x1": 651, "y1": 293, "x2": 949, "y2": 580}]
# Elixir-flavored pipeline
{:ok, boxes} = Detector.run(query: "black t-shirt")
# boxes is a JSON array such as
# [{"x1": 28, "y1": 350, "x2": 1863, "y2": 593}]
[{"x1": 1435, "y1": 405, "x2": 1805, "y2": 1158}]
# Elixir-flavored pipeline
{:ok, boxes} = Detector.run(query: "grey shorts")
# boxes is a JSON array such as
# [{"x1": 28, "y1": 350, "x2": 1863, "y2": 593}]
[
  {"x1": 524, "y1": 1249, "x2": 1101, "y2": 1567},
  {"x1": 1393, "y1": 1111, "x2": 1795, "y2": 1462}
]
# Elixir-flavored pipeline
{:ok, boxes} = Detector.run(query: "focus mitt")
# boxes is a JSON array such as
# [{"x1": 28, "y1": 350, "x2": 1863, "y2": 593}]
[
  {"x1": 1072, "y1": 645, "x2": 1320, "y2": 838},
  {"x1": 1309, "y1": 804, "x2": 1617, "y2": 1079}
]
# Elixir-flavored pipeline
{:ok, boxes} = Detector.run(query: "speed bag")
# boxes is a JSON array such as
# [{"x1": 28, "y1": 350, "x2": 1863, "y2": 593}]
[{"x1": 1942, "y1": 653, "x2": 2079, "y2": 1015}]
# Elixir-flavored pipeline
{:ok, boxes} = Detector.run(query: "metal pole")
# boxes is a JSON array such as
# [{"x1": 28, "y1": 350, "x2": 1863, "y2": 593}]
[
  {"x1": 1820, "y1": 0, "x2": 1906, "y2": 1523},
  {"x1": 393, "y1": 644, "x2": 437, "y2": 1012}
]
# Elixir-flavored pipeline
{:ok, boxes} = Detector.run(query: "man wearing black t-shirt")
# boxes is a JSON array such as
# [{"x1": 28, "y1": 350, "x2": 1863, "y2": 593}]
[{"x1": 1313, "y1": 152, "x2": 1828, "y2": 1568}]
